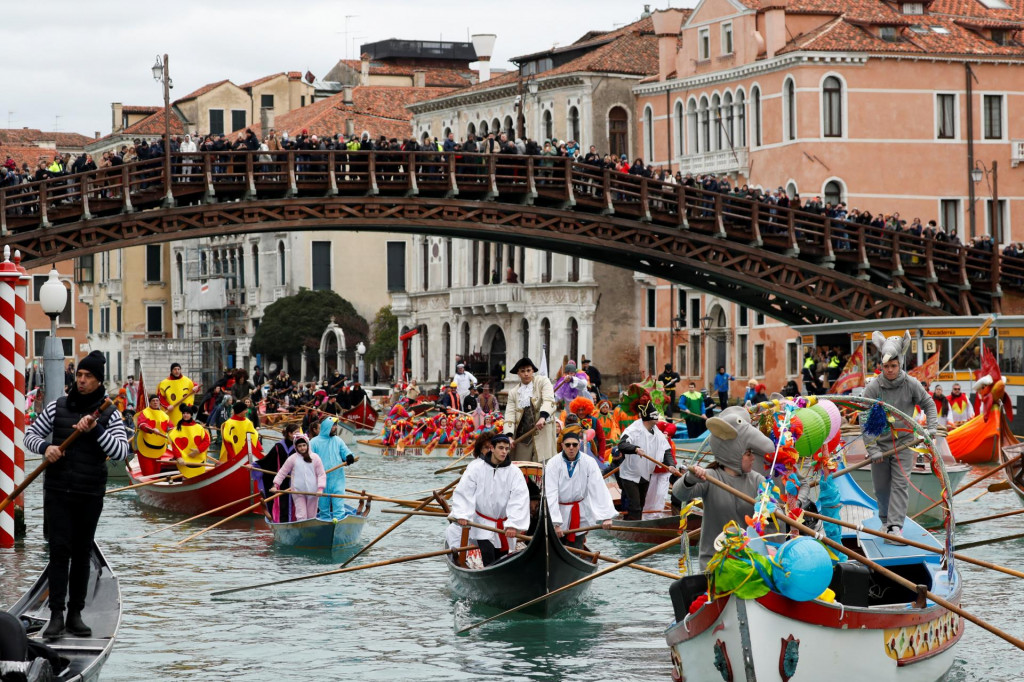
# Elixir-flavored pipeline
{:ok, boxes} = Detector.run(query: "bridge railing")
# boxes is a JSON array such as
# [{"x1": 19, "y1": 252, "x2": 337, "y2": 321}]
[{"x1": 0, "y1": 149, "x2": 1008, "y2": 306}]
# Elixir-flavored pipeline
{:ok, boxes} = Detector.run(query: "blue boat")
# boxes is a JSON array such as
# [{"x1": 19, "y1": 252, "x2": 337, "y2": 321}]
[{"x1": 264, "y1": 505, "x2": 370, "y2": 551}]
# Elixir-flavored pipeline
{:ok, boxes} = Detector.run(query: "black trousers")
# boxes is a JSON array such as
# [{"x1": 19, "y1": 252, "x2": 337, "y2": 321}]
[
  {"x1": 45, "y1": 491, "x2": 103, "y2": 613},
  {"x1": 560, "y1": 532, "x2": 586, "y2": 549},
  {"x1": 717, "y1": 391, "x2": 729, "y2": 410},
  {"x1": 476, "y1": 539, "x2": 508, "y2": 567},
  {"x1": 620, "y1": 477, "x2": 650, "y2": 521}
]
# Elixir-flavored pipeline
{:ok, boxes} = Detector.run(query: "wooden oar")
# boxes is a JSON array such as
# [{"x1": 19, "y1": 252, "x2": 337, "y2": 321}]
[
  {"x1": 175, "y1": 492, "x2": 285, "y2": 545},
  {"x1": 457, "y1": 534, "x2": 683, "y2": 634},
  {"x1": 987, "y1": 480, "x2": 1011, "y2": 493},
  {"x1": 338, "y1": 478, "x2": 460, "y2": 569},
  {"x1": 830, "y1": 438, "x2": 924, "y2": 478},
  {"x1": 106, "y1": 469, "x2": 191, "y2": 494},
  {"x1": 689, "y1": 467, "x2": 1024, "y2": 653},
  {"x1": 913, "y1": 451, "x2": 1024, "y2": 520},
  {"x1": 165, "y1": 385, "x2": 200, "y2": 415},
  {"x1": 951, "y1": 507, "x2": 1024, "y2": 527},
  {"x1": 0, "y1": 399, "x2": 112, "y2": 513},
  {"x1": 957, "y1": 532, "x2": 1024, "y2": 551},
  {"x1": 325, "y1": 456, "x2": 359, "y2": 475},
  {"x1": 602, "y1": 465, "x2": 621, "y2": 480},
  {"x1": 211, "y1": 546, "x2": 475, "y2": 597},
  {"x1": 564, "y1": 523, "x2": 681, "y2": 538},
  {"x1": 434, "y1": 447, "x2": 475, "y2": 474},
  {"x1": 133, "y1": 492, "x2": 262, "y2": 540}
]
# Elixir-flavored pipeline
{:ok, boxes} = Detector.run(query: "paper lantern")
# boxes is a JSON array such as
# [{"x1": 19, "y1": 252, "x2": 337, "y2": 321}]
[
  {"x1": 792, "y1": 408, "x2": 827, "y2": 458},
  {"x1": 772, "y1": 537, "x2": 834, "y2": 602},
  {"x1": 815, "y1": 399, "x2": 842, "y2": 442}
]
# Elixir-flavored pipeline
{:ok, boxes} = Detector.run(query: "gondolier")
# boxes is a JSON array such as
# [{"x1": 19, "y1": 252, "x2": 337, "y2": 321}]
[
  {"x1": 158, "y1": 362, "x2": 197, "y2": 426},
  {"x1": 503, "y1": 357, "x2": 556, "y2": 462},
  {"x1": 617, "y1": 396, "x2": 680, "y2": 520},
  {"x1": 544, "y1": 426, "x2": 616, "y2": 548},
  {"x1": 24, "y1": 351, "x2": 130, "y2": 640},
  {"x1": 446, "y1": 434, "x2": 530, "y2": 566},
  {"x1": 864, "y1": 330, "x2": 937, "y2": 542}
]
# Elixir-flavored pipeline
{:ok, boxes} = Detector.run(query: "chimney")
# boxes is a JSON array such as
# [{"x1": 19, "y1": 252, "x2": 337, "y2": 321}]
[
  {"x1": 94, "y1": 131, "x2": 100, "y2": 139},
  {"x1": 763, "y1": 1, "x2": 788, "y2": 59},
  {"x1": 413, "y1": 69, "x2": 426, "y2": 88},
  {"x1": 112, "y1": 102, "x2": 123, "y2": 134},
  {"x1": 651, "y1": 9, "x2": 686, "y2": 80},
  {"x1": 342, "y1": 86, "x2": 354, "y2": 105},
  {"x1": 471, "y1": 34, "x2": 496, "y2": 82},
  {"x1": 360, "y1": 53, "x2": 370, "y2": 86},
  {"x1": 345, "y1": 118, "x2": 355, "y2": 137}
]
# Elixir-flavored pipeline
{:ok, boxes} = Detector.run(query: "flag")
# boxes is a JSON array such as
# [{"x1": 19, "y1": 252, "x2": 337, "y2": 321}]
[
  {"x1": 830, "y1": 346, "x2": 865, "y2": 394},
  {"x1": 136, "y1": 369, "x2": 147, "y2": 412},
  {"x1": 909, "y1": 351, "x2": 940, "y2": 387},
  {"x1": 539, "y1": 345, "x2": 548, "y2": 377}
]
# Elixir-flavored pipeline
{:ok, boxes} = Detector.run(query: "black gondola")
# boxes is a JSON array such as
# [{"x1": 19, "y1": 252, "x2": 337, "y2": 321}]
[
  {"x1": 4, "y1": 542, "x2": 121, "y2": 681},
  {"x1": 444, "y1": 478, "x2": 598, "y2": 617}
]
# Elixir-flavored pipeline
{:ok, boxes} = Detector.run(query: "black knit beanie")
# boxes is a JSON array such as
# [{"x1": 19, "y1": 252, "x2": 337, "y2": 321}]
[{"x1": 77, "y1": 350, "x2": 106, "y2": 383}]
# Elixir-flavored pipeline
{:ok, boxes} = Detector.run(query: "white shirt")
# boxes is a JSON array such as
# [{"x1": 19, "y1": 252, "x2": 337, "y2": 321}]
[
  {"x1": 544, "y1": 452, "x2": 617, "y2": 529},
  {"x1": 453, "y1": 371, "x2": 477, "y2": 400},
  {"x1": 446, "y1": 458, "x2": 530, "y2": 548},
  {"x1": 618, "y1": 419, "x2": 669, "y2": 484}
]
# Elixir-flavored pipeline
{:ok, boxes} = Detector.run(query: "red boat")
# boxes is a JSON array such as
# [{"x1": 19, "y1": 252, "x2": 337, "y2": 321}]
[
  {"x1": 947, "y1": 410, "x2": 1001, "y2": 464},
  {"x1": 342, "y1": 398, "x2": 378, "y2": 432},
  {"x1": 127, "y1": 454, "x2": 257, "y2": 516}
]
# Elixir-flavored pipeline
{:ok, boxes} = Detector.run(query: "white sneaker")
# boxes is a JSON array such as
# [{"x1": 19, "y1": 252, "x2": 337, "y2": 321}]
[{"x1": 883, "y1": 525, "x2": 904, "y2": 545}]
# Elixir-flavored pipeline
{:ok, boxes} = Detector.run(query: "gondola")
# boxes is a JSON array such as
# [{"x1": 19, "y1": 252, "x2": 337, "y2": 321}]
[
  {"x1": 4, "y1": 542, "x2": 121, "y2": 681},
  {"x1": 126, "y1": 452, "x2": 256, "y2": 516},
  {"x1": 947, "y1": 410, "x2": 1001, "y2": 464},
  {"x1": 998, "y1": 415, "x2": 1024, "y2": 507},
  {"x1": 265, "y1": 504, "x2": 370, "y2": 551},
  {"x1": 444, "y1": 464, "x2": 598, "y2": 617},
  {"x1": 601, "y1": 507, "x2": 703, "y2": 545},
  {"x1": 357, "y1": 438, "x2": 462, "y2": 460}
]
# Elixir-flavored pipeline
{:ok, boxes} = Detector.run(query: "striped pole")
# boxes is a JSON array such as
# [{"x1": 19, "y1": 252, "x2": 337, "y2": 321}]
[
  {"x1": 13, "y1": 252, "x2": 28, "y2": 521},
  {"x1": 0, "y1": 245, "x2": 23, "y2": 547}
]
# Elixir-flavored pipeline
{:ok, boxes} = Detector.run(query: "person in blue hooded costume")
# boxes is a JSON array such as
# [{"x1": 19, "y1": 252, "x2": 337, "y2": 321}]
[{"x1": 309, "y1": 416, "x2": 355, "y2": 519}]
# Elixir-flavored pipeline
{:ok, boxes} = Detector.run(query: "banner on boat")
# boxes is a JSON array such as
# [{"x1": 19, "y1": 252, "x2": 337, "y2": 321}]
[{"x1": 830, "y1": 346, "x2": 865, "y2": 394}]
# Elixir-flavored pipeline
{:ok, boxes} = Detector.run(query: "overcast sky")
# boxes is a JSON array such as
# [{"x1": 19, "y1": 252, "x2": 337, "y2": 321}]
[{"x1": 2, "y1": 0, "x2": 697, "y2": 137}]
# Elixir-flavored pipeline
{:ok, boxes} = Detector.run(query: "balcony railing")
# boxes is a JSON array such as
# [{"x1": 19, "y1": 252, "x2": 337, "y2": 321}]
[
  {"x1": 449, "y1": 283, "x2": 525, "y2": 314},
  {"x1": 676, "y1": 147, "x2": 749, "y2": 177},
  {"x1": 1012, "y1": 139, "x2": 1024, "y2": 168}
]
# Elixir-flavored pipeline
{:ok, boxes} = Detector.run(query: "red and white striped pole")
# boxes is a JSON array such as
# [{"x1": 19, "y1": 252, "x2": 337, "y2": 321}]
[
  {"x1": 13, "y1": 252, "x2": 28, "y2": 520},
  {"x1": 0, "y1": 245, "x2": 26, "y2": 547}
]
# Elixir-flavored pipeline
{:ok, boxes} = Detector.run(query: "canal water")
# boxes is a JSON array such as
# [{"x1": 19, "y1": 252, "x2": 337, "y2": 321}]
[{"x1": 2, "y1": 447, "x2": 1022, "y2": 681}]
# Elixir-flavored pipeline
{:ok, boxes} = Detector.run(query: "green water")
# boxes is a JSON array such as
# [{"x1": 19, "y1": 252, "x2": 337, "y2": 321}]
[{"x1": 2, "y1": 450, "x2": 1022, "y2": 681}]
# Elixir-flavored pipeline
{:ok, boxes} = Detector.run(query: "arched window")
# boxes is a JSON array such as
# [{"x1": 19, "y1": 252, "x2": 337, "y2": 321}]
[
  {"x1": 251, "y1": 244, "x2": 260, "y2": 287},
  {"x1": 736, "y1": 90, "x2": 747, "y2": 147},
  {"x1": 479, "y1": 120, "x2": 489, "y2": 137},
  {"x1": 784, "y1": 78, "x2": 797, "y2": 142},
  {"x1": 443, "y1": 126, "x2": 452, "y2": 139},
  {"x1": 642, "y1": 105, "x2": 654, "y2": 161},
  {"x1": 568, "y1": 106, "x2": 580, "y2": 143},
  {"x1": 200, "y1": 251, "x2": 207, "y2": 277},
  {"x1": 687, "y1": 99, "x2": 699, "y2": 154},
  {"x1": 175, "y1": 253, "x2": 184, "y2": 294},
  {"x1": 673, "y1": 100, "x2": 685, "y2": 157},
  {"x1": 699, "y1": 96, "x2": 710, "y2": 153},
  {"x1": 419, "y1": 326, "x2": 428, "y2": 380},
  {"x1": 824, "y1": 179, "x2": 844, "y2": 206},
  {"x1": 491, "y1": 118, "x2": 501, "y2": 136},
  {"x1": 461, "y1": 321, "x2": 471, "y2": 356},
  {"x1": 608, "y1": 106, "x2": 629, "y2": 159},
  {"x1": 441, "y1": 322, "x2": 451, "y2": 371},
  {"x1": 540, "y1": 318, "x2": 551, "y2": 356},
  {"x1": 520, "y1": 318, "x2": 530, "y2": 358},
  {"x1": 213, "y1": 251, "x2": 221, "y2": 275},
  {"x1": 568, "y1": 317, "x2": 579, "y2": 363},
  {"x1": 823, "y1": 76, "x2": 843, "y2": 138},
  {"x1": 503, "y1": 115, "x2": 514, "y2": 138},
  {"x1": 723, "y1": 92, "x2": 734, "y2": 149},
  {"x1": 543, "y1": 110, "x2": 553, "y2": 141},
  {"x1": 235, "y1": 248, "x2": 244, "y2": 288},
  {"x1": 277, "y1": 241, "x2": 286, "y2": 286},
  {"x1": 466, "y1": 122, "x2": 476, "y2": 138},
  {"x1": 751, "y1": 86, "x2": 762, "y2": 147},
  {"x1": 786, "y1": 181, "x2": 798, "y2": 199},
  {"x1": 711, "y1": 94, "x2": 722, "y2": 151}
]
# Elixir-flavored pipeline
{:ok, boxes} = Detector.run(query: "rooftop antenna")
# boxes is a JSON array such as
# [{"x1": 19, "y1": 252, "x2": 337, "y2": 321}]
[
  {"x1": 7, "y1": 111, "x2": 13, "y2": 128},
  {"x1": 351, "y1": 35, "x2": 366, "y2": 60},
  {"x1": 54, "y1": 114, "x2": 62, "y2": 133},
  {"x1": 342, "y1": 15, "x2": 359, "y2": 59}
]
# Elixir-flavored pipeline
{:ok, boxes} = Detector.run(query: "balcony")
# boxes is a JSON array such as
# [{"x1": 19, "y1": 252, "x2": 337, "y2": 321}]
[
  {"x1": 105, "y1": 279, "x2": 122, "y2": 301},
  {"x1": 449, "y1": 283, "x2": 525, "y2": 315},
  {"x1": 676, "y1": 147, "x2": 749, "y2": 178},
  {"x1": 1012, "y1": 140, "x2": 1024, "y2": 168}
]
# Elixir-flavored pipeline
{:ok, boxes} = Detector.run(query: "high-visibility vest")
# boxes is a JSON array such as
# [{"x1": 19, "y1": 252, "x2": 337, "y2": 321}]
[{"x1": 828, "y1": 356, "x2": 840, "y2": 369}]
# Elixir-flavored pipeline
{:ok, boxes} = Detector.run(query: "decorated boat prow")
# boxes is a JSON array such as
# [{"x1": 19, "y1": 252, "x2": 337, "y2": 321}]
[{"x1": 127, "y1": 452, "x2": 256, "y2": 516}]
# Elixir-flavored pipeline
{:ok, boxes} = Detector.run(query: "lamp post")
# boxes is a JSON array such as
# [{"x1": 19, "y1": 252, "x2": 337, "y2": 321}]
[
  {"x1": 356, "y1": 341, "x2": 366, "y2": 385},
  {"x1": 151, "y1": 54, "x2": 174, "y2": 208},
  {"x1": 39, "y1": 269, "x2": 68, "y2": 405},
  {"x1": 971, "y1": 160, "x2": 1000, "y2": 245},
  {"x1": 699, "y1": 313, "x2": 713, "y2": 384}
]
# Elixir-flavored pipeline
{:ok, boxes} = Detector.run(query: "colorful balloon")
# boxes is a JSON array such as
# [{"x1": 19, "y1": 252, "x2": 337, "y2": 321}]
[
  {"x1": 792, "y1": 408, "x2": 827, "y2": 458},
  {"x1": 772, "y1": 537, "x2": 834, "y2": 602}
]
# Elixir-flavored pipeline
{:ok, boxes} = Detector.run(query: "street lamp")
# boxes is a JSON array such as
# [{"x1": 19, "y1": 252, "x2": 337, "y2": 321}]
[
  {"x1": 972, "y1": 160, "x2": 1000, "y2": 245},
  {"x1": 699, "y1": 313, "x2": 714, "y2": 335},
  {"x1": 39, "y1": 268, "x2": 68, "y2": 404},
  {"x1": 152, "y1": 54, "x2": 174, "y2": 208},
  {"x1": 356, "y1": 341, "x2": 366, "y2": 385}
]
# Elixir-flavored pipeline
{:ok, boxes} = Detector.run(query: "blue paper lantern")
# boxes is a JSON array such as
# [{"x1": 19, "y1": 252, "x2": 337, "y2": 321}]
[{"x1": 773, "y1": 537, "x2": 833, "y2": 602}]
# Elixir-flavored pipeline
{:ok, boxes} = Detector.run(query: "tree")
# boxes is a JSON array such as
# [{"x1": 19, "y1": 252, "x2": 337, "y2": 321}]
[
  {"x1": 366, "y1": 305, "x2": 397, "y2": 366},
  {"x1": 251, "y1": 289, "x2": 368, "y2": 360}
]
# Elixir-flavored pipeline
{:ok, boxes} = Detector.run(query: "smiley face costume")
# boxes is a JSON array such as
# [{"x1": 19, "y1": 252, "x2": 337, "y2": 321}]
[
  {"x1": 134, "y1": 405, "x2": 171, "y2": 476},
  {"x1": 219, "y1": 402, "x2": 262, "y2": 462},
  {"x1": 167, "y1": 409, "x2": 212, "y2": 478},
  {"x1": 158, "y1": 364, "x2": 196, "y2": 426}
]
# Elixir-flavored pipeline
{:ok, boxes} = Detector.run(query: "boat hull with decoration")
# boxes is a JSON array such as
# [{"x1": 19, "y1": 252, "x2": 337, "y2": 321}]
[
  {"x1": 127, "y1": 454, "x2": 256, "y2": 516},
  {"x1": 357, "y1": 438, "x2": 464, "y2": 460}
]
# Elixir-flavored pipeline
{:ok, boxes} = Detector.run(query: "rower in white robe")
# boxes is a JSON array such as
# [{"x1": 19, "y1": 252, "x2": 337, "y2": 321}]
[
  {"x1": 445, "y1": 434, "x2": 530, "y2": 566},
  {"x1": 617, "y1": 397, "x2": 681, "y2": 520},
  {"x1": 544, "y1": 425, "x2": 617, "y2": 548}
]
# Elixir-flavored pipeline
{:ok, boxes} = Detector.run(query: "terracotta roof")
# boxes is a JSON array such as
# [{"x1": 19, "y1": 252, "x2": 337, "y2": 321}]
[
  {"x1": 174, "y1": 79, "x2": 232, "y2": 103},
  {"x1": 740, "y1": 0, "x2": 1024, "y2": 18},
  {"x1": 0, "y1": 128, "x2": 92, "y2": 148},
  {"x1": 121, "y1": 105, "x2": 161, "y2": 115},
  {"x1": 333, "y1": 59, "x2": 476, "y2": 87},
  {"x1": 514, "y1": 14, "x2": 659, "y2": 61},
  {"x1": 239, "y1": 86, "x2": 454, "y2": 140},
  {"x1": 0, "y1": 144, "x2": 62, "y2": 171},
  {"x1": 120, "y1": 107, "x2": 186, "y2": 136},
  {"x1": 239, "y1": 73, "x2": 284, "y2": 89}
]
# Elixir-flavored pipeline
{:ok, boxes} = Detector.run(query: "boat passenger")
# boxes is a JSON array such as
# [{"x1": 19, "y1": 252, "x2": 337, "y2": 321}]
[
  {"x1": 864, "y1": 331, "x2": 937, "y2": 542},
  {"x1": 157, "y1": 362, "x2": 197, "y2": 426},
  {"x1": 134, "y1": 393, "x2": 171, "y2": 476},
  {"x1": 946, "y1": 383, "x2": 974, "y2": 426},
  {"x1": 672, "y1": 406, "x2": 775, "y2": 569},
  {"x1": 310, "y1": 417, "x2": 355, "y2": 520},
  {"x1": 167, "y1": 404, "x2": 211, "y2": 479},
  {"x1": 272, "y1": 434, "x2": 325, "y2": 522},
  {"x1": 503, "y1": 357, "x2": 557, "y2": 462},
  {"x1": 255, "y1": 423, "x2": 298, "y2": 521},
  {"x1": 220, "y1": 401, "x2": 261, "y2": 462},
  {"x1": 617, "y1": 397, "x2": 681, "y2": 520},
  {"x1": 446, "y1": 434, "x2": 530, "y2": 566},
  {"x1": 544, "y1": 426, "x2": 616, "y2": 548}
]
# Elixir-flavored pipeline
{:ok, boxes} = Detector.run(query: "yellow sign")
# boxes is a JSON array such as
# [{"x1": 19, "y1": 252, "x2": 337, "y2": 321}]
[
  {"x1": 801, "y1": 336, "x2": 814, "y2": 344},
  {"x1": 999, "y1": 328, "x2": 1024, "y2": 338},
  {"x1": 853, "y1": 330, "x2": 910, "y2": 342},
  {"x1": 923, "y1": 328, "x2": 987, "y2": 338},
  {"x1": 938, "y1": 371, "x2": 976, "y2": 381}
]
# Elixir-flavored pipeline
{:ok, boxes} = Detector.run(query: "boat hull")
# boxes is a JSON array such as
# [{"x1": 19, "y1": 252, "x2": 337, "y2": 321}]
[
  {"x1": 445, "y1": 498, "x2": 597, "y2": 617},
  {"x1": 6, "y1": 542, "x2": 121, "y2": 681},
  {"x1": 849, "y1": 465, "x2": 968, "y2": 522},
  {"x1": 947, "y1": 412, "x2": 1000, "y2": 464},
  {"x1": 600, "y1": 510, "x2": 702, "y2": 545},
  {"x1": 357, "y1": 439, "x2": 454, "y2": 459},
  {"x1": 666, "y1": 590, "x2": 962, "y2": 682},
  {"x1": 266, "y1": 509, "x2": 369, "y2": 550},
  {"x1": 127, "y1": 455, "x2": 256, "y2": 516}
]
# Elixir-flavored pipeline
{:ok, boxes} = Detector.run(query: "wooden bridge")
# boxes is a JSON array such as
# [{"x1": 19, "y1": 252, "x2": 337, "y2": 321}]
[{"x1": 1, "y1": 150, "x2": 1015, "y2": 325}]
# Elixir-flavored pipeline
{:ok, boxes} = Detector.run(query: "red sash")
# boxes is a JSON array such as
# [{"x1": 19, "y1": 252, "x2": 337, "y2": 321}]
[
  {"x1": 559, "y1": 499, "x2": 583, "y2": 543},
  {"x1": 476, "y1": 511, "x2": 509, "y2": 552}
]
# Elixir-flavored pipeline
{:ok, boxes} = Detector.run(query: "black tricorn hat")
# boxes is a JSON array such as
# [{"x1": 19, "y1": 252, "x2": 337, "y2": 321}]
[{"x1": 509, "y1": 357, "x2": 539, "y2": 374}]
